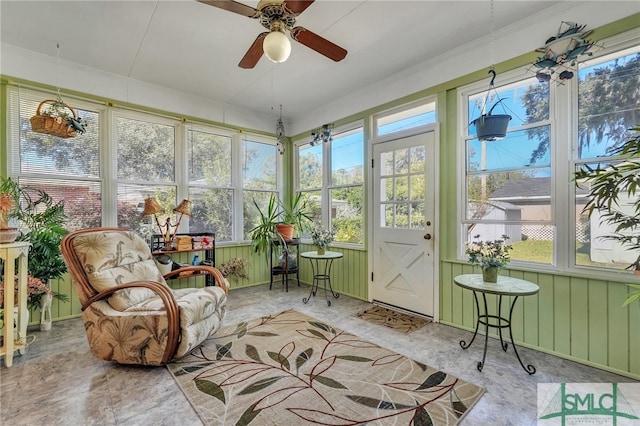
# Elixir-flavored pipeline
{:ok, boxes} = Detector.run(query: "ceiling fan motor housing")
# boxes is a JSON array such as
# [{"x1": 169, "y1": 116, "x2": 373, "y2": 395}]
[{"x1": 258, "y1": 1, "x2": 297, "y2": 30}]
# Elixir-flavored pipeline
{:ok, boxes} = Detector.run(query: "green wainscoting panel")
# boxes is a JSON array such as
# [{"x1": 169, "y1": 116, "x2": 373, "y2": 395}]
[
  {"x1": 440, "y1": 261, "x2": 640, "y2": 379},
  {"x1": 537, "y1": 274, "x2": 555, "y2": 352},
  {"x1": 630, "y1": 300, "x2": 640, "y2": 375},
  {"x1": 297, "y1": 244, "x2": 368, "y2": 300},
  {"x1": 608, "y1": 283, "x2": 629, "y2": 373},
  {"x1": 570, "y1": 279, "x2": 589, "y2": 361},
  {"x1": 216, "y1": 244, "x2": 268, "y2": 290},
  {"x1": 553, "y1": 275, "x2": 572, "y2": 356},
  {"x1": 588, "y1": 279, "x2": 608, "y2": 366}
]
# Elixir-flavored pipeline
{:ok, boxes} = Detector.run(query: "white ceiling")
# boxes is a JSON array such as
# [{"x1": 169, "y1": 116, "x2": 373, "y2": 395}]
[{"x1": 1, "y1": 1, "x2": 638, "y2": 133}]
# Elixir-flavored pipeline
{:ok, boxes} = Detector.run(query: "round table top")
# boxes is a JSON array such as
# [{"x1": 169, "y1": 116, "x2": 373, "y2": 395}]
[
  {"x1": 453, "y1": 274, "x2": 539, "y2": 296},
  {"x1": 301, "y1": 250, "x2": 343, "y2": 260}
]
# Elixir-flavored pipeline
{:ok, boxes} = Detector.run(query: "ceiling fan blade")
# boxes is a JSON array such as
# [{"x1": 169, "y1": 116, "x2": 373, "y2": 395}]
[
  {"x1": 290, "y1": 27, "x2": 347, "y2": 62},
  {"x1": 238, "y1": 32, "x2": 268, "y2": 69},
  {"x1": 197, "y1": 0, "x2": 258, "y2": 18},
  {"x1": 283, "y1": 0, "x2": 315, "y2": 15}
]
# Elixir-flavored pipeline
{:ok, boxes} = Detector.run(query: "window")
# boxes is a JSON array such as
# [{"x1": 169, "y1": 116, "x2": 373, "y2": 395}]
[
  {"x1": 242, "y1": 137, "x2": 280, "y2": 241},
  {"x1": 574, "y1": 46, "x2": 640, "y2": 272},
  {"x1": 8, "y1": 89, "x2": 103, "y2": 231},
  {"x1": 188, "y1": 126, "x2": 233, "y2": 241},
  {"x1": 6, "y1": 87, "x2": 279, "y2": 244},
  {"x1": 461, "y1": 75, "x2": 553, "y2": 265},
  {"x1": 459, "y1": 33, "x2": 640, "y2": 274},
  {"x1": 374, "y1": 98, "x2": 436, "y2": 137},
  {"x1": 296, "y1": 123, "x2": 364, "y2": 245},
  {"x1": 115, "y1": 113, "x2": 178, "y2": 233}
]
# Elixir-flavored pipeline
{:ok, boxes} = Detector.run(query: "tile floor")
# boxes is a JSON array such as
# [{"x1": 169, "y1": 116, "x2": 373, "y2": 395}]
[{"x1": 1, "y1": 282, "x2": 636, "y2": 425}]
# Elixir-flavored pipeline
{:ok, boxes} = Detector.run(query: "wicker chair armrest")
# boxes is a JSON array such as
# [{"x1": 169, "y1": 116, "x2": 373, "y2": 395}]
[{"x1": 163, "y1": 265, "x2": 229, "y2": 293}]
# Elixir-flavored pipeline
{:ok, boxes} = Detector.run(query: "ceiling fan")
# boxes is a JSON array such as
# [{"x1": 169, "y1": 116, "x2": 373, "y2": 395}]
[{"x1": 198, "y1": 0, "x2": 348, "y2": 69}]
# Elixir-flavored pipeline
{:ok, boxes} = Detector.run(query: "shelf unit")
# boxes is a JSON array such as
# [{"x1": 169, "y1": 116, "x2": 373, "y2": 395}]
[
  {"x1": 151, "y1": 232, "x2": 215, "y2": 286},
  {"x1": 0, "y1": 241, "x2": 30, "y2": 367},
  {"x1": 269, "y1": 238, "x2": 300, "y2": 292}
]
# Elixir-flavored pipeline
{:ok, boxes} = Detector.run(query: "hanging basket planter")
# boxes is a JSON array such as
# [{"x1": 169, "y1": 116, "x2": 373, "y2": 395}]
[
  {"x1": 472, "y1": 99, "x2": 512, "y2": 141},
  {"x1": 471, "y1": 70, "x2": 512, "y2": 141},
  {"x1": 30, "y1": 99, "x2": 81, "y2": 139}
]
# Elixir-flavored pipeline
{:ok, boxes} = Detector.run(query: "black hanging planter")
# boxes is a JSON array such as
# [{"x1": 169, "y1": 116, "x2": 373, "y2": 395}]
[
  {"x1": 471, "y1": 69, "x2": 512, "y2": 141},
  {"x1": 472, "y1": 99, "x2": 512, "y2": 141}
]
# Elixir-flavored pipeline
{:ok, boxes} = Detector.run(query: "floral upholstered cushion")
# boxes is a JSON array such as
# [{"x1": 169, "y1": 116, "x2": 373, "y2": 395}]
[
  {"x1": 72, "y1": 229, "x2": 170, "y2": 311},
  {"x1": 89, "y1": 258, "x2": 169, "y2": 311},
  {"x1": 125, "y1": 286, "x2": 228, "y2": 358}
]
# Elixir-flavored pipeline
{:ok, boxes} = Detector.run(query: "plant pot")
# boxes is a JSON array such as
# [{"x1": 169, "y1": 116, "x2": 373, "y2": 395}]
[
  {"x1": 473, "y1": 114, "x2": 511, "y2": 141},
  {"x1": 275, "y1": 223, "x2": 295, "y2": 242},
  {"x1": 317, "y1": 246, "x2": 325, "y2": 255},
  {"x1": 0, "y1": 228, "x2": 19, "y2": 243},
  {"x1": 482, "y1": 267, "x2": 499, "y2": 283}
]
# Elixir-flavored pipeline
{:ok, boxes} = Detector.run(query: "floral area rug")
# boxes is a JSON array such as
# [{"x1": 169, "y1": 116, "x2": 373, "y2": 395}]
[
  {"x1": 167, "y1": 309, "x2": 484, "y2": 425},
  {"x1": 354, "y1": 305, "x2": 431, "y2": 334}
]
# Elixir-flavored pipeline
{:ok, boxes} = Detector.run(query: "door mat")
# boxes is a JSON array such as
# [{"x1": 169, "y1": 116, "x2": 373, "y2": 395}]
[
  {"x1": 354, "y1": 305, "x2": 431, "y2": 333},
  {"x1": 168, "y1": 309, "x2": 483, "y2": 425}
]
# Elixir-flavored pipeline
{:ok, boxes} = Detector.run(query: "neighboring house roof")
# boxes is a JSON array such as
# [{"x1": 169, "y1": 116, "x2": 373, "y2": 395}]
[{"x1": 490, "y1": 177, "x2": 588, "y2": 201}]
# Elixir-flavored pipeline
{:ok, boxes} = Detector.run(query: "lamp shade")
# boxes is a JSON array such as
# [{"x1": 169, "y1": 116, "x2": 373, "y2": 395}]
[
  {"x1": 263, "y1": 30, "x2": 291, "y2": 63},
  {"x1": 142, "y1": 197, "x2": 163, "y2": 216},
  {"x1": 173, "y1": 199, "x2": 192, "y2": 217}
]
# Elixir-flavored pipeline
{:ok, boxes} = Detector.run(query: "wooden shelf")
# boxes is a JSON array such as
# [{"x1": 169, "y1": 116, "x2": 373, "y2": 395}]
[{"x1": 149, "y1": 232, "x2": 215, "y2": 286}]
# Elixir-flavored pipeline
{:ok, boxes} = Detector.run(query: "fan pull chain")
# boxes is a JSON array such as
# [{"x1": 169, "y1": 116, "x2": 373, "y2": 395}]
[{"x1": 56, "y1": 42, "x2": 63, "y2": 104}]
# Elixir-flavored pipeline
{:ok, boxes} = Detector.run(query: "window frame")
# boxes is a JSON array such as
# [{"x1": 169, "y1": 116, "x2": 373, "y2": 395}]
[
  {"x1": 373, "y1": 96, "x2": 437, "y2": 138},
  {"x1": 457, "y1": 30, "x2": 640, "y2": 279},
  {"x1": 5, "y1": 86, "x2": 281, "y2": 245},
  {"x1": 294, "y1": 120, "x2": 365, "y2": 248}
]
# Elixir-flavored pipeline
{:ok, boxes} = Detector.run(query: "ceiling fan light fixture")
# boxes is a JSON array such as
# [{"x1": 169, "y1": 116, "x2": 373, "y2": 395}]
[{"x1": 263, "y1": 29, "x2": 291, "y2": 63}]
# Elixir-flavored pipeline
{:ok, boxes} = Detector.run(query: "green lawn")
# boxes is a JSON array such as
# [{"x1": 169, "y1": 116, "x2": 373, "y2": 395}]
[{"x1": 510, "y1": 239, "x2": 628, "y2": 270}]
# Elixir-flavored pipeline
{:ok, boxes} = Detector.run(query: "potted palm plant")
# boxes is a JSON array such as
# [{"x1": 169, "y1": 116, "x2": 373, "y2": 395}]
[
  {"x1": 249, "y1": 192, "x2": 313, "y2": 265},
  {"x1": 0, "y1": 178, "x2": 69, "y2": 326}
]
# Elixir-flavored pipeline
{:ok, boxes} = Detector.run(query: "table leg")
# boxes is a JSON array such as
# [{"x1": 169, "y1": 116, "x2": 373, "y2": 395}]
[
  {"x1": 478, "y1": 292, "x2": 490, "y2": 372},
  {"x1": 497, "y1": 295, "x2": 508, "y2": 351},
  {"x1": 508, "y1": 296, "x2": 536, "y2": 375},
  {"x1": 460, "y1": 291, "x2": 481, "y2": 350},
  {"x1": 302, "y1": 258, "x2": 318, "y2": 304},
  {"x1": 322, "y1": 258, "x2": 340, "y2": 306}
]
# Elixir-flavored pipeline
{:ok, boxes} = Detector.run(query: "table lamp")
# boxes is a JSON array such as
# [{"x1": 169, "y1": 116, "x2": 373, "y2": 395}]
[{"x1": 142, "y1": 197, "x2": 192, "y2": 250}]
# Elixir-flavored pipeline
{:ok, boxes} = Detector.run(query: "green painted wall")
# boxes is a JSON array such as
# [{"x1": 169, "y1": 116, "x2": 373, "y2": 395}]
[
  {"x1": 5, "y1": 13, "x2": 640, "y2": 379},
  {"x1": 440, "y1": 262, "x2": 640, "y2": 379}
]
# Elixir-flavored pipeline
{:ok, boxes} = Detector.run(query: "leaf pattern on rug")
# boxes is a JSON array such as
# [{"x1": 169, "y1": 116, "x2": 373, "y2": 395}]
[{"x1": 168, "y1": 310, "x2": 484, "y2": 425}]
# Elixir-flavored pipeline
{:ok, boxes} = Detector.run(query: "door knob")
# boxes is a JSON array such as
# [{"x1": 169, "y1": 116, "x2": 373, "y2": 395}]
[{"x1": 424, "y1": 233, "x2": 432, "y2": 240}]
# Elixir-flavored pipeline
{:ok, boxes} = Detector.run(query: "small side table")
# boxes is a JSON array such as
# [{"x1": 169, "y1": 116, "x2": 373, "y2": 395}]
[
  {"x1": 454, "y1": 274, "x2": 539, "y2": 375},
  {"x1": 301, "y1": 251, "x2": 342, "y2": 306},
  {"x1": 0, "y1": 241, "x2": 30, "y2": 367}
]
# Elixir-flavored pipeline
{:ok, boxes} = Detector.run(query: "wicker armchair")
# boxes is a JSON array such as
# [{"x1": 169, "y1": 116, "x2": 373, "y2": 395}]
[{"x1": 61, "y1": 227, "x2": 228, "y2": 365}]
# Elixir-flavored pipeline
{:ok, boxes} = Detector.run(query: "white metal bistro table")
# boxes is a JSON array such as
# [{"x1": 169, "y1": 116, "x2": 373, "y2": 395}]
[
  {"x1": 453, "y1": 274, "x2": 539, "y2": 375},
  {"x1": 301, "y1": 251, "x2": 342, "y2": 306}
]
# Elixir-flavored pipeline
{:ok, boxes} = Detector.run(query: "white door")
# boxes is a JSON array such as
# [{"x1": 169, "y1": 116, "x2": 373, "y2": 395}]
[{"x1": 371, "y1": 131, "x2": 437, "y2": 317}]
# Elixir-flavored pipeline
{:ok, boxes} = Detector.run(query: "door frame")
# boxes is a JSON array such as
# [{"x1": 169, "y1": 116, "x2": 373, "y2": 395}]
[{"x1": 367, "y1": 123, "x2": 440, "y2": 322}]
